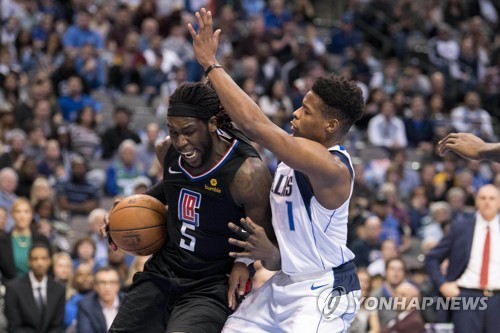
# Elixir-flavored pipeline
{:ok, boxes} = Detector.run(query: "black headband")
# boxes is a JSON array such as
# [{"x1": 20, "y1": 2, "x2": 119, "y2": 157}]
[{"x1": 167, "y1": 103, "x2": 216, "y2": 119}]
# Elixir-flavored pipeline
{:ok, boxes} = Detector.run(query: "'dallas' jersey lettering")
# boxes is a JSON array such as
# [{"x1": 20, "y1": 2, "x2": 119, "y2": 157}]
[
  {"x1": 151, "y1": 135, "x2": 260, "y2": 279},
  {"x1": 270, "y1": 145, "x2": 356, "y2": 276}
]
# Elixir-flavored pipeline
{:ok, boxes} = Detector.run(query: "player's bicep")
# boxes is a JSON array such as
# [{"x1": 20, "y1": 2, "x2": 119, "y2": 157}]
[
  {"x1": 231, "y1": 158, "x2": 274, "y2": 240},
  {"x1": 250, "y1": 124, "x2": 341, "y2": 180}
]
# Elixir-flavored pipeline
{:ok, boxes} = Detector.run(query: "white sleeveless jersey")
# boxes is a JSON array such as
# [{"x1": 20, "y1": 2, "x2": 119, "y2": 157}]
[{"x1": 270, "y1": 145, "x2": 355, "y2": 276}]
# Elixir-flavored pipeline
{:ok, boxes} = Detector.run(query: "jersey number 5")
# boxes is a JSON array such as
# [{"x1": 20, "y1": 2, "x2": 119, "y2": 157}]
[{"x1": 178, "y1": 189, "x2": 202, "y2": 252}]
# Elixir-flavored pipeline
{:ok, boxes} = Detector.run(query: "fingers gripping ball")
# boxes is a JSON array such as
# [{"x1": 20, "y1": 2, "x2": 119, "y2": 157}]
[{"x1": 109, "y1": 194, "x2": 167, "y2": 256}]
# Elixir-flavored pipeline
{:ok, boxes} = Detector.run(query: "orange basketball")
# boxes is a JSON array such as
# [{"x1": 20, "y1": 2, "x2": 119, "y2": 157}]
[{"x1": 109, "y1": 194, "x2": 167, "y2": 256}]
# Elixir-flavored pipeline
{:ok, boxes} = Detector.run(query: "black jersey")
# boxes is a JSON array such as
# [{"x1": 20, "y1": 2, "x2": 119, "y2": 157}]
[{"x1": 149, "y1": 135, "x2": 260, "y2": 279}]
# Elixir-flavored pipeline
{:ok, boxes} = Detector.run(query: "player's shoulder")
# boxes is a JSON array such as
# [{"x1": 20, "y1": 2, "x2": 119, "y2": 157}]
[
  {"x1": 155, "y1": 136, "x2": 172, "y2": 162},
  {"x1": 230, "y1": 156, "x2": 272, "y2": 200}
]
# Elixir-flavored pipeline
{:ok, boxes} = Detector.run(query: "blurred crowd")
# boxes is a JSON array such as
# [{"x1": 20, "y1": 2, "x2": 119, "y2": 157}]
[{"x1": 1, "y1": 0, "x2": 500, "y2": 332}]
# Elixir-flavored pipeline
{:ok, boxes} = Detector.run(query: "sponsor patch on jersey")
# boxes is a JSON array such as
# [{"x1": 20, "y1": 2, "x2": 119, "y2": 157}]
[
  {"x1": 178, "y1": 188, "x2": 201, "y2": 226},
  {"x1": 205, "y1": 178, "x2": 221, "y2": 193}
]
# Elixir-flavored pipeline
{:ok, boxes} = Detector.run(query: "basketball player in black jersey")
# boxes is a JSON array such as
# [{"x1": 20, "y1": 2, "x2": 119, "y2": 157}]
[{"x1": 102, "y1": 82, "x2": 273, "y2": 333}]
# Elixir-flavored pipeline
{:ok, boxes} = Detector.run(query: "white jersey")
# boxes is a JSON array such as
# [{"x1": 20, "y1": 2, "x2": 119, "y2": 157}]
[{"x1": 270, "y1": 145, "x2": 355, "y2": 276}]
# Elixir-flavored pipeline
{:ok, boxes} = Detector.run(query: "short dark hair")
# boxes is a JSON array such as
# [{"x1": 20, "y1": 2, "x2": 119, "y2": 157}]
[
  {"x1": 169, "y1": 82, "x2": 233, "y2": 131},
  {"x1": 385, "y1": 256, "x2": 406, "y2": 272},
  {"x1": 312, "y1": 75, "x2": 364, "y2": 135},
  {"x1": 29, "y1": 243, "x2": 51, "y2": 259}
]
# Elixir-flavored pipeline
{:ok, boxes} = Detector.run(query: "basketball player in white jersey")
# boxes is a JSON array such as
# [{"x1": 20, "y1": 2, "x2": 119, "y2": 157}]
[{"x1": 188, "y1": 9, "x2": 365, "y2": 332}]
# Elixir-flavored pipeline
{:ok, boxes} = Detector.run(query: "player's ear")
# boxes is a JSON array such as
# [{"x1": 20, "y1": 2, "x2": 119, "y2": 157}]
[
  {"x1": 208, "y1": 116, "x2": 218, "y2": 132},
  {"x1": 325, "y1": 119, "x2": 339, "y2": 134}
]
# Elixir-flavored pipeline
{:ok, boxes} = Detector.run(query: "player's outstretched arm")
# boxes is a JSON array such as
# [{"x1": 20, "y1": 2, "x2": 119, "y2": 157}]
[
  {"x1": 188, "y1": 9, "x2": 350, "y2": 209},
  {"x1": 438, "y1": 132, "x2": 500, "y2": 162}
]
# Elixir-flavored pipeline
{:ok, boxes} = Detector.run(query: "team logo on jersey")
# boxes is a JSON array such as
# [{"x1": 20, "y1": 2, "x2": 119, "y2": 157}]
[
  {"x1": 205, "y1": 178, "x2": 221, "y2": 193},
  {"x1": 178, "y1": 189, "x2": 202, "y2": 226}
]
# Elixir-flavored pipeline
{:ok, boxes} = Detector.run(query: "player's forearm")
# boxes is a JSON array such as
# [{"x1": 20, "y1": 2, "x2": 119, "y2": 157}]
[
  {"x1": 206, "y1": 68, "x2": 273, "y2": 140},
  {"x1": 479, "y1": 142, "x2": 500, "y2": 162}
]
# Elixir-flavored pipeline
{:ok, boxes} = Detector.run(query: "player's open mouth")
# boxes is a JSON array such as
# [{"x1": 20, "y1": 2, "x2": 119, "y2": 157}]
[{"x1": 181, "y1": 151, "x2": 197, "y2": 159}]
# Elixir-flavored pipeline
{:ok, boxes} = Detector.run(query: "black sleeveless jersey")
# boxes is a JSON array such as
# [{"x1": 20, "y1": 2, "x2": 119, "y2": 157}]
[{"x1": 149, "y1": 135, "x2": 260, "y2": 279}]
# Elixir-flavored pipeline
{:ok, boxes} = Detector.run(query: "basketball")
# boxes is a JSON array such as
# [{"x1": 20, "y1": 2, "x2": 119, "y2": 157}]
[{"x1": 109, "y1": 194, "x2": 167, "y2": 256}]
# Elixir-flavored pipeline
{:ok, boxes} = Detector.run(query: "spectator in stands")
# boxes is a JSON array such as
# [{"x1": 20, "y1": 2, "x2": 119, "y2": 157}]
[
  {"x1": 446, "y1": 186, "x2": 474, "y2": 220},
  {"x1": 37, "y1": 139, "x2": 67, "y2": 183},
  {"x1": 75, "y1": 43, "x2": 106, "y2": 91},
  {"x1": 4, "y1": 243, "x2": 66, "y2": 333},
  {"x1": 77, "y1": 266, "x2": 124, "y2": 333},
  {"x1": 0, "y1": 129, "x2": 27, "y2": 171},
  {"x1": 105, "y1": 139, "x2": 146, "y2": 196},
  {"x1": 0, "y1": 167, "x2": 19, "y2": 231},
  {"x1": 0, "y1": 198, "x2": 50, "y2": 282},
  {"x1": 390, "y1": 149, "x2": 421, "y2": 201},
  {"x1": 29, "y1": 176, "x2": 53, "y2": 207},
  {"x1": 328, "y1": 12, "x2": 363, "y2": 56},
  {"x1": 380, "y1": 282, "x2": 425, "y2": 333},
  {"x1": 71, "y1": 237, "x2": 96, "y2": 271},
  {"x1": 407, "y1": 186, "x2": 429, "y2": 236},
  {"x1": 65, "y1": 262, "x2": 95, "y2": 329},
  {"x1": 351, "y1": 215, "x2": 383, "y2": 268},
  {"x1": 161, "y1": 23, "x2": 195, "y2": 65},
  {"x1": 370, "y1": 193, "x2": 409, "y2": 252},
  {"x1": 137, "y1": 122, "x2": 161, "y2": 176},
  {"x1": 62, "y1": 10, "x2": 104, "y2": 56},
  {"x1": 88, "y1": 208, "x2": 109, "y2": 269},
  {"x1": 348, "y1": 268, "x2": 380, "y2": 333},
  {"x1": 263, "y1": 0, "x2": 292, "y2": 33},
  {"x1": 450, "y1": 91, "x2": 495, "y2": 142},
  {"x1": 29, "y1": 99, "x2": 57, "y2": 140},
  {"x1": 25, "y1": 124, "x2": 48, "y2": 161},
  {"x1": 428, "y1": 23, "x2": 460, "y2": 77},
  {"x1": 68, "y1": 105, "x2": 102, "y2": 159},
  {"x1": 404, "y1": 94, "x2": 435, "y2": 152},
  {"x1": 107, "y1": 5, "x2": 133, "y2": 49},
  {"x1": 52, "y1": 251, "x2": 73, "y2": 288},
  {"x1": 258, "y1": 79, "x2": 294, "y2": 118},
  {"x1": 419, "y1": 201, "x2": 452, "y2": 243},
  {"x1": 143, "y1": 34, "x2": 182, "y2": 75},
  {"x1": 0, "y1": 206, "x2": 7, "y2": 232},
  {"x1": 15, "y1": 156, "x2": 38, "y2": 198},
  {"x1": 368, "y1": 239, "x2": 399, "y2": 277},
  {"x1": 100, "y1": 106, "x2": 141, "y2": 159},
  {"x1": 55, "y1": 154, "x2": 99, "y2": 217},
  {"x1": 107, "y1": 51, "x2": 143, "y2": 95},
  {"x1": 371, "y1": 257, "x2": 407, "y2": 327},
  {"x1": 106, "y1": 248, "x2": 128, "y2": 284},
  {"x1": 137, "y1": 18, "x2": 158, "y2": 53},
  {"x1": 367, "y1": 100, "x2": 408, "y2": 150},
  {"x1": 57, "y1": 75, "x2": 100, "y2": 123},
  {"x1": 34, "y1": 199, "x2": 71, "y2": 253}
]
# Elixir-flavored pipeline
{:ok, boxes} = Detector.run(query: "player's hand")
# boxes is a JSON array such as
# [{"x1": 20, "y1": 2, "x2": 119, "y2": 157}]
[
  {"x1": 187, "y1": 8, "x2": 220, "y2": 70},
  {"x1": 100, "y1": 198, "x2": 121, "y2": 251},
  {"x1": 228, "y1": 217, "x2": 281, "y2": 271},
  {"x1": 227, "y1": 262, "x2": 249, "y2": 310},
  {"x1": 437, "y1": 133, "x2": 485, "y2": 160}
]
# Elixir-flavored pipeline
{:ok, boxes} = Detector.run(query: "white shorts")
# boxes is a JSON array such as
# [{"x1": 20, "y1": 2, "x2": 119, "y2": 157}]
[{"x1": 223, "y1": 261, "x2": 361, "y2": 333}]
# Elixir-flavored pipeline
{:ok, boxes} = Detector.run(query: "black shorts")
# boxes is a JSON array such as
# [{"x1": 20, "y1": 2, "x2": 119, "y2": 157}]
[{"x1": 109, "y1": 270, "x2": 231, "y2": 333}]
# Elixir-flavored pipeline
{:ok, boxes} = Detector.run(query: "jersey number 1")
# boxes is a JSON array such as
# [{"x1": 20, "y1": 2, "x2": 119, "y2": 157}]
[{"x1": 286, "y1": 201, "x2": 295, "y2": 231}]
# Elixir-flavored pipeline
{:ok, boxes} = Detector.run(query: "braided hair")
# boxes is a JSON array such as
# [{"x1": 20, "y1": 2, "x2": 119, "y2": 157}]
[{"x1": 169, "y1": 82, "x2": 233, "y2": 131}]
